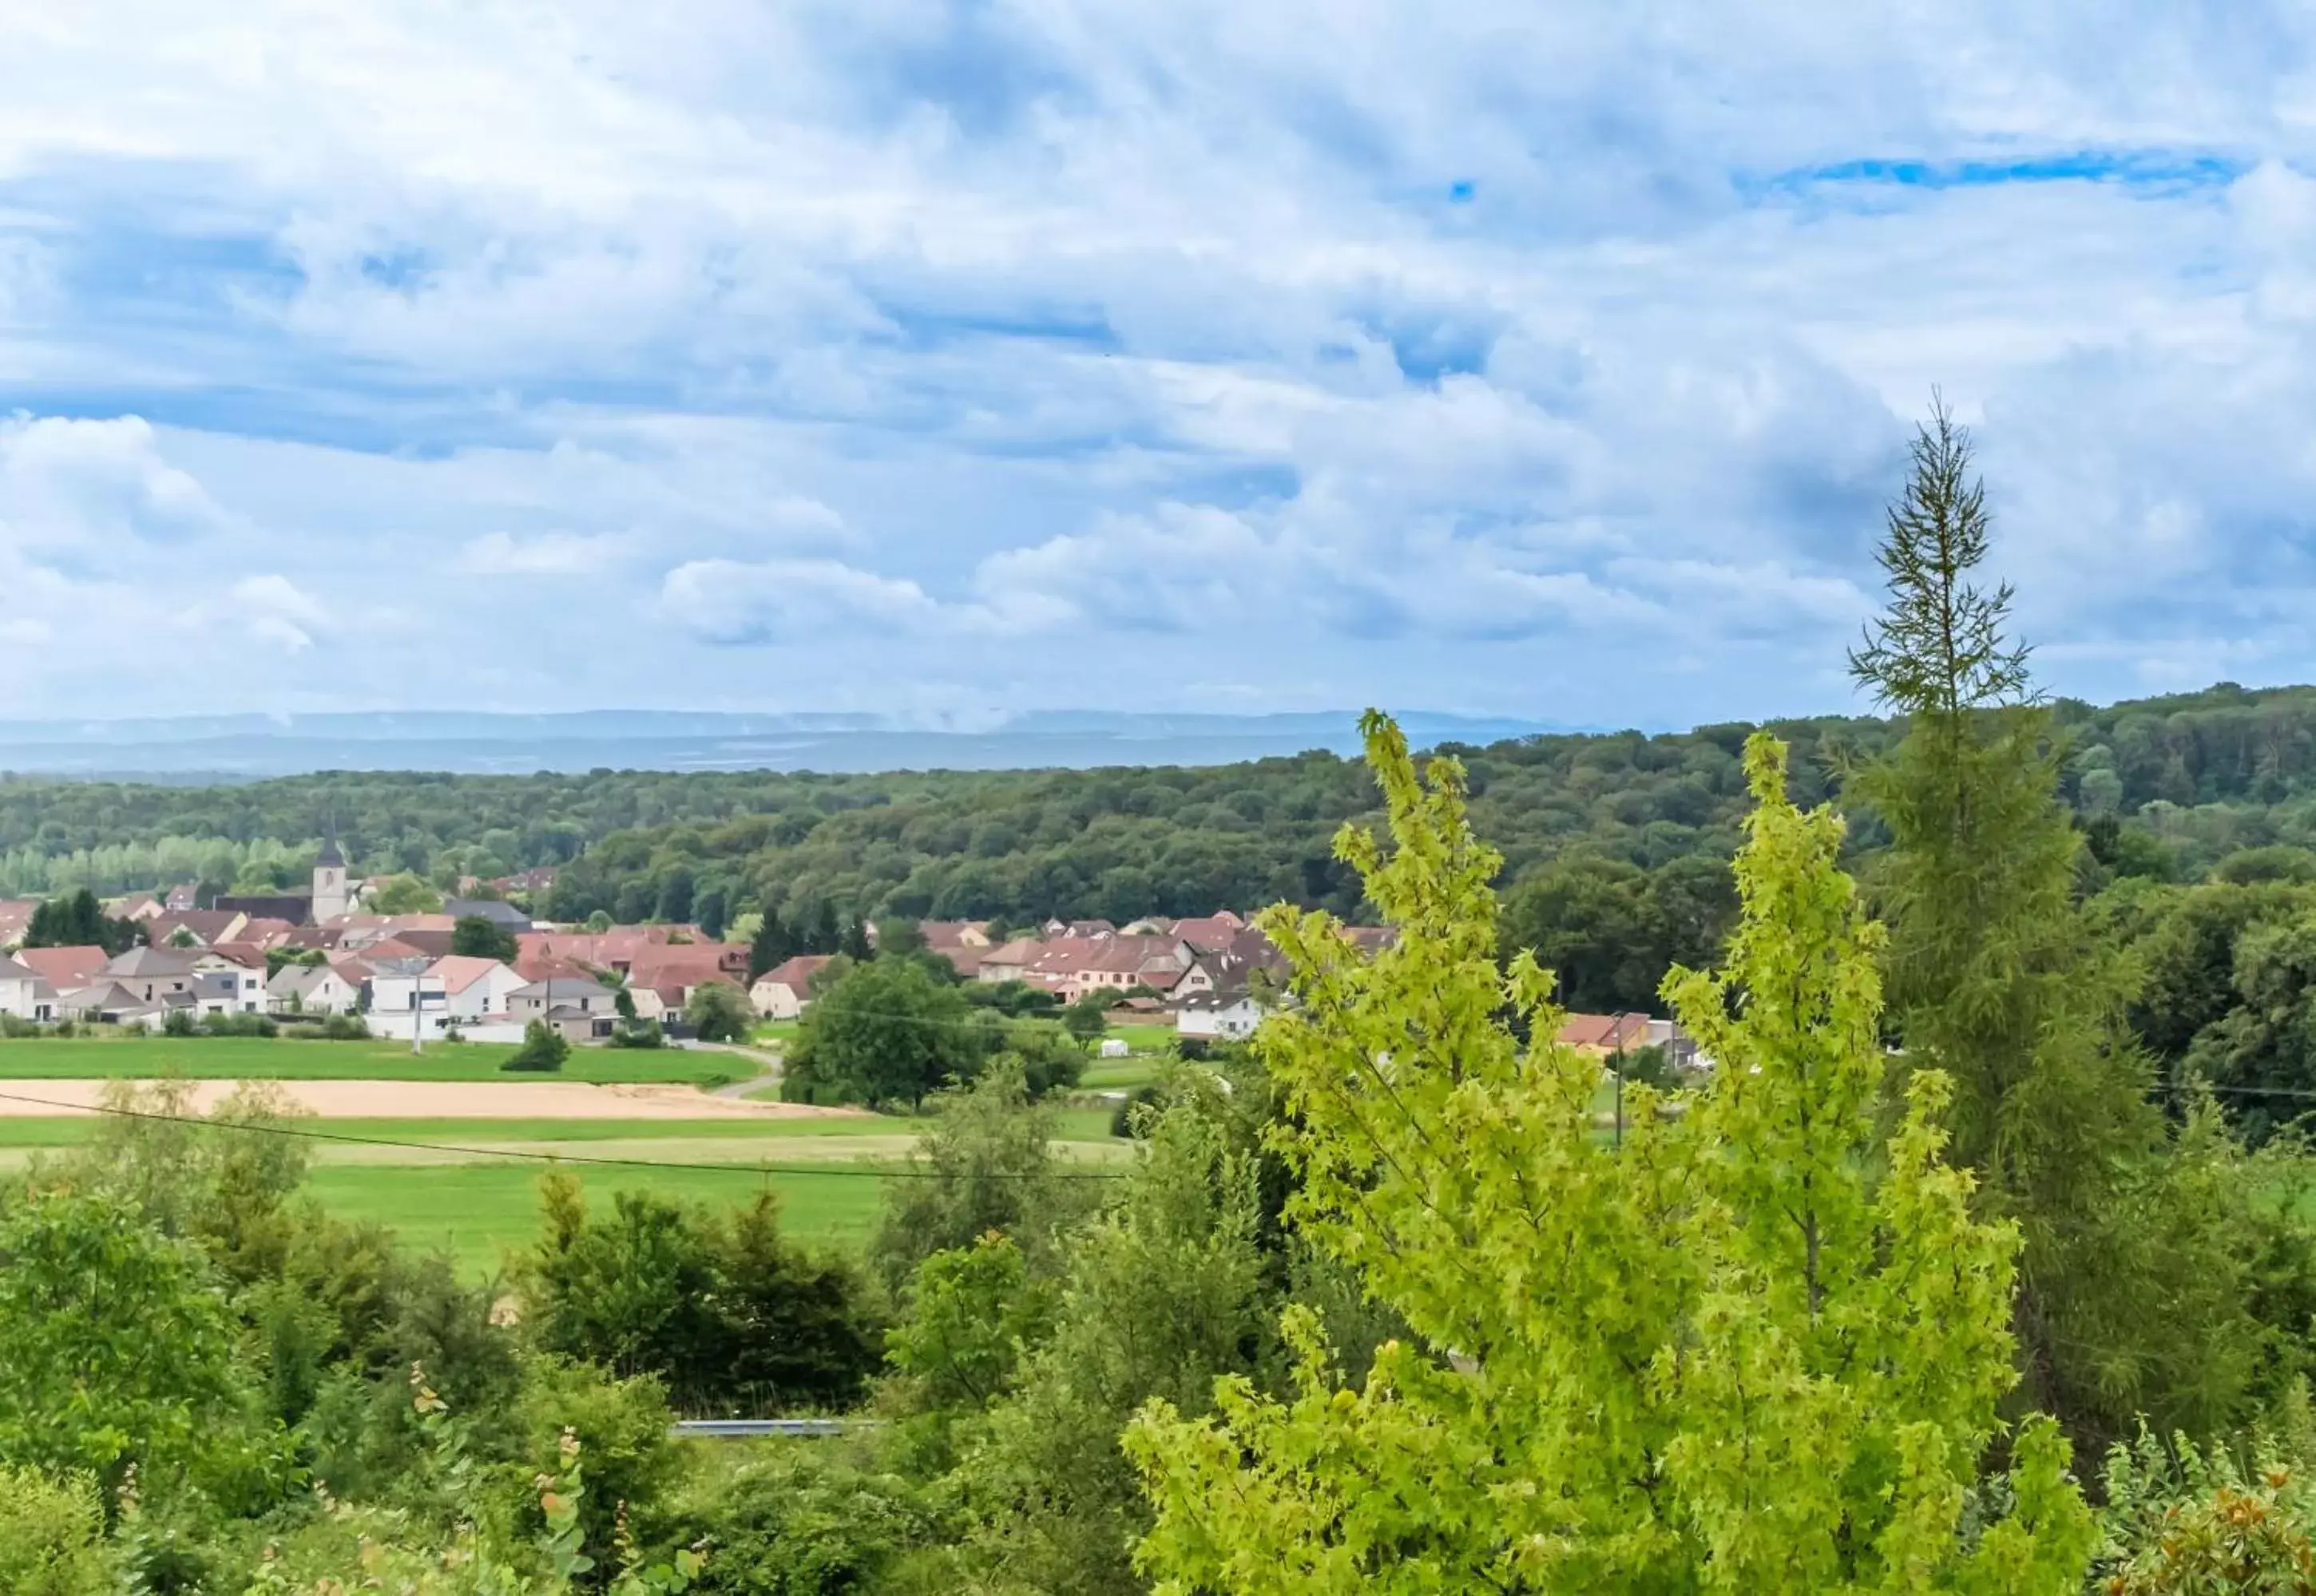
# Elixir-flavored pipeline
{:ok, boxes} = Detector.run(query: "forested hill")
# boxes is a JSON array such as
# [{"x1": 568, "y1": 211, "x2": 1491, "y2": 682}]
[{"x1": 0, "y1": 680, "x2": 2310, "y2": 921}]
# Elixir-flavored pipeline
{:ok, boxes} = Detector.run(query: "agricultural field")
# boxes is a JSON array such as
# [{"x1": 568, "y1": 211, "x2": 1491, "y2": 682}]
[
  {"x1": 0, "y1": 1086, "x2": 1130, "y2": 1275},
  {"x1": 0, "y1": 1034, "x2": 746, "y2": 1086}
]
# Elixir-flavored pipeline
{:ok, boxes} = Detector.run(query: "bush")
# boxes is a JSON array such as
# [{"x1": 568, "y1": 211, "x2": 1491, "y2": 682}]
[
  {"x1": 502, "y1": 1020, "x2": 570, "y2": 1073},
  {"x1": 161, "y1": 1008, "x2": 197, "y2": 1037},
  {"x1": 525, "y1": 1176, "x2": 882, "y2": 1413},
  {"x1": 609, "y1": 1018, "x2": 666, "y2": 1050},
  {"x1": 2097, "y1": 1423, "x2": 2316, "y2": 1592},
  {"x1": 1108, "y1": 1084, "x2": 1163, "y2": 1139},
  {"x1": 319, "y1": 1012, "x2": 369, "y2": 1041},
  {"x1": 0, "y1": 1466, "x2": 113, "y2": 1595},
  {"x1": 200, "y1": 1012, "x2": 277, "y2": 1039},
  {"x1": 671, "y1": 1447, "x2": 940, "y2": 1595}
]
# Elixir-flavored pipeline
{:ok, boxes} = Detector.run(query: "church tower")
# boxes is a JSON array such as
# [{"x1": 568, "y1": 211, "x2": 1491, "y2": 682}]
[{"x1": 313, "y1": 820, "x2": 349, "y2": 924}]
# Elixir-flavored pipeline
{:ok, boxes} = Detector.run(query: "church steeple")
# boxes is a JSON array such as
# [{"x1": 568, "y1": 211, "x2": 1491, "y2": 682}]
[{"x1": 312, "y1": 809, "x2": 349, "y2": 923}]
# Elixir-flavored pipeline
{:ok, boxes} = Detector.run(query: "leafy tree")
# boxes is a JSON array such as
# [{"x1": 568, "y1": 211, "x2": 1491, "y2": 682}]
[
  {"x1": 503, "y1": 1019, "x2": 570, "y2": 1073},
  {"x1": 0, "y1": 1190, "x2": 291, "y2": 1509},
  {"x1": 684, "y1": 980, "x2": 752, "y2": 1044},
  {"x1": 365, "y1": 873, "x2": 442, "y2": 915},
  {"x1": 876, "y1": 917, "x2": 929, "y2": 958},
  {"x1": 1125, "y1": 715, "x2": 2095, "y2": 1592},
  {"x1": 526, "y1": 1177, "x2": 878, "y2": 1412},
  {"x1": 450, "y1": 914, "x2": 518, "y2": 963},
  {"x1": 951, "y1": 1074, "x2": 1275, "y2": 1596},
  {"x1": 782, "y1": 956, "x2": 985, "y2": 1109},
  {"x1": 655, "y1": 866, "x2": 696, "y2": 925},
  {"x1": 1846, "y1": 403, "x2": 2286, "y2": 1448},
  {"x1": 870, "y1": 1063, "x2": 1094, "y2": 1293},
  {"x1": 1061, "y1": 992, "x2": 1112, "y2": 1044}
]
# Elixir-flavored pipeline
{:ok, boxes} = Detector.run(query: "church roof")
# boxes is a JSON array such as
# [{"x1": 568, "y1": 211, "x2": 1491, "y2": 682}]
[{"x1": 316, "y1": 836, "x2": 344, "y2": 868}]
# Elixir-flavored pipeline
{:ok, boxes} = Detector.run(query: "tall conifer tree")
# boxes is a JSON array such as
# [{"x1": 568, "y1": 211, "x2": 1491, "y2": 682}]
[{"x1": 1848, "y1": 401, "x2": 2289, "y2": 1447}]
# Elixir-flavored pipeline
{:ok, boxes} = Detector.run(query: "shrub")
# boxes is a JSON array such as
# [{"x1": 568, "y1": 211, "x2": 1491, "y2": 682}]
[
  {"x1": 0, "y1": 1466, "x2": 113, "y2": 1596},
  {"x1": 1108, "y1": 1084, "x2": 1163, "y2": 1139},
  {"x1": 609, "y1": 1019, "x2": 666, "y2": 1050},
  {"x1": 161, "y1": 1008, "x2": 197, "y2": 1037},
  {"x1": 319, "y1": 1012, "x2": 369, "y2": 1041},
  {"x1": 201, "y1": 1012, "x2": 277, "y2": 1039},
  {"x1": 525, "y1": 1177, "x2": 881, "y2": 1413},
  {"x1": 502, "y1": 1020, "x2": 570, "y2": 1073}
]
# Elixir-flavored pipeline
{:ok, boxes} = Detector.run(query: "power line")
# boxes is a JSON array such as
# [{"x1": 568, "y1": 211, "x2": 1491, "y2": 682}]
[{"x1": 0, "y1": 1087, "x2": 1129, "y2": 1180}]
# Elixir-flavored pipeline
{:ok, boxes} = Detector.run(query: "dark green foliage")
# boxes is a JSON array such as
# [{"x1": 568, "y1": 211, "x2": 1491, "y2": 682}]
[
  {"x1": 671, "y1": 1447, "x2": 941, "y2": 1596},
  {"x1": 869, "y1": 1065, "x2": 1095, "y2": 1295},
  {"x1": 450, "y1": 914, "x2": 518, "y2": 963},
  {"x1": 748, "y1": 904, "x2": 792, "y2": 980},
  {"x1": 781, "y1": 957, "x2": 985, "y2": 1108},
  {"x1": 502, "y1": 1019, "x2": 570, "y2": 1072},
  {"x1": 1847, "y1": 403, "x2": 2302, "y2": 1455},
  {"x1": 22, "y1": 890, "x2": 137, "y2": 954},
  {"x1": 683, "y1": 981, "x2": 752, "y2": 1044},
  {"x1": 525, "y1": 1176, "x2": 880, "y2": 1415},
  {"x1": 0, "y1": 1189, "x2": 291, "y2": 1507},
  {"x1": 1498, "y1": 852, "x2": 1735, "y2": 1012}
]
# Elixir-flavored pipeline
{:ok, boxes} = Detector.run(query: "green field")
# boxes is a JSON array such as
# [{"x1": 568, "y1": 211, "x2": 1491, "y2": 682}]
[
  {"x1": 0, "y1": 1036, "x2": 740, "y2": 1086},
  {"x1": 304, "y1": 1162, "x2": 898, "y2": 1275},
  {"x1": 0, "y1": 1098, "x2": 1131, "y2": 1273}
]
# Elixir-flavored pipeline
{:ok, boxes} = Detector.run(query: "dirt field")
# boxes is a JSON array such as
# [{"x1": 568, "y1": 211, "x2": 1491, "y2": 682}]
[{"x1": 0, "y1": 1079, "x2": 867, "y2": 1121}]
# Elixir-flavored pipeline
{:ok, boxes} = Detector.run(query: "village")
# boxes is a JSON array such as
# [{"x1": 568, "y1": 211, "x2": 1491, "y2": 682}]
[{"x1": 0, "y1": 843, "x2": 1683, "y2": 1062}]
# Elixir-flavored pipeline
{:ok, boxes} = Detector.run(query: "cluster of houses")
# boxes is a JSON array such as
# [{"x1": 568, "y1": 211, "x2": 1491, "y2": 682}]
[{"x1": 0, "y1": 850, "x2": 1699, "y2": 1059}]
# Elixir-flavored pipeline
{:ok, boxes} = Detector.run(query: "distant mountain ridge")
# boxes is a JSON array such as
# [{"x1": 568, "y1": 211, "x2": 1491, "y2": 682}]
[{"x1": 0, "y1": 710, "x2": 1580, "y2": 780}]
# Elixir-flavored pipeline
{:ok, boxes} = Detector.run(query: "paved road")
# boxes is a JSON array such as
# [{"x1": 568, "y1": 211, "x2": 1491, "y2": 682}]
[{"x1": 685, "y1": 1040, "x2": 783, "y2": 1098}]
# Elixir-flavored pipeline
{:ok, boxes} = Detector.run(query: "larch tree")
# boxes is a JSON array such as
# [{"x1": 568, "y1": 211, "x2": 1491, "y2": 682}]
[
  {"x1": 1846, "y1": 402, "x2": 2288, "y2": 1447},
  {"x1": 1124, "y1": 712, "x2": 2093, "y2": 1594}
]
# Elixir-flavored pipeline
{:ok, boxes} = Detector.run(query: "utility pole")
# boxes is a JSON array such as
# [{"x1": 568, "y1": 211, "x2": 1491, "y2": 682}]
[{"x1": 1612, "y1": 1016, "x2": 1625, "y2": 1150}]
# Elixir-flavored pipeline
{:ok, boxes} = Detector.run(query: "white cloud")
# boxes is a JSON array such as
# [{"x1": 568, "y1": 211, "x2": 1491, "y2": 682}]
[
  {"x1": 0, "y1": 415, "x2": 236, "y2": 557},
  {"x1": 0, "y1": 6, "x2": 2313, "y2": 717},
  {"x1": 660, "y1": 556, "x2": 957, "y2": 644},
  {"x1": 458, "y1": 530, "x2": 629, "y2": 576}
]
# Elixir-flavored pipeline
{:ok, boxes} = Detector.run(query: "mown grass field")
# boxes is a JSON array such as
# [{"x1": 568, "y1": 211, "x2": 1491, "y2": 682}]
[
  {"x1": 0, "y1": 1099, "x2": 1129, "y2": 1274},
  {"x1": 304, "y1": 1162, "x2": 899, "y2": 1276},
  {"x1": 0, "y1": 1036, "x2": 740, "y2": 1085}
]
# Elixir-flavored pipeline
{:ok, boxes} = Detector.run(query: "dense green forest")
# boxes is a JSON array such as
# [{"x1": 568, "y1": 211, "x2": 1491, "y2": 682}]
[{"x1": 10, "y1": 681, "x2": 2316, "y2": 933}]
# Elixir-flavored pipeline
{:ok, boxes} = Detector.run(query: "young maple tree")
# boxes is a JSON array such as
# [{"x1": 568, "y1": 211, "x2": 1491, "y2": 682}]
[{"x1": 1124, "y1": 712, "x2": 2095, "y2": 1592}]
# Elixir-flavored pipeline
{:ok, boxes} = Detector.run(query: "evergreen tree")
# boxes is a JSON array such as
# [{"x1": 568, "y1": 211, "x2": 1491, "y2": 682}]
[
  {"x1": 748, "y1": 903, "x2": 791, "y2": 980},
  {"x1": 811, "y1": 900, "x2": 841, "y2": 956},
  {"x1": 695, "y1": 887, "x2": 728, "y2": 942},
  {"x1": 1847, "y1": 402, "x2": 2297, "y2": 1448},
  {"x1": 839, "y1": 915, "x2": 875, "y2": 963},
  {"x1": 1126, "y1": 714, "x2": 2094, "y2": 1591}
]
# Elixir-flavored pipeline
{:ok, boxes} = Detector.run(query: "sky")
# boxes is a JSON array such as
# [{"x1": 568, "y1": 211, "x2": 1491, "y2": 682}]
[{"x1": 2, "y1": 3, "x2": 2314, "y2": 728}]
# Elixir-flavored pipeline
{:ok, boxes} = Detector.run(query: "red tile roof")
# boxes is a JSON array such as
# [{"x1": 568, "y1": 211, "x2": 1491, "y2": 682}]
[{"x1": 17, "y1": 945, "x2": 109, "y2": 989}]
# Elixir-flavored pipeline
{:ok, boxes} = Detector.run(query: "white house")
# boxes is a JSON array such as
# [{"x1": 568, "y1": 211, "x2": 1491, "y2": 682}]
[
  {"x1": 192, "y1": 951, "x2": 265, "y2": 1013},
  {"x1": 0, "y1": 956, "x2": 57, "y2": 1021},
  {"x1": 267, "y1": 962, "x2": 360, "y2": 1015},
  {"x1": 101, "y1": 947, "x2": 203, "y2": 1008},
  {"x1": 367, "y1": 961, "x2": 450, "y2": 1035},
  {"x1": 749, "y1": 954, "x2": 832, "y2": 1020},
  {"x1": 426, "y1": 956, "x2": 527, "y2": 1021},
  {"x1": 1177, "y1": 989, "x2": 1264, "y2": 1041}
]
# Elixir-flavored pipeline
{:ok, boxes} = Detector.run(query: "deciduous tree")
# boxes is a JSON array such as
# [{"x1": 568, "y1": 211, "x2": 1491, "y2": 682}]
[{"x1": 1126, "y1": 714, "x2": 2094, "y2": 1593}]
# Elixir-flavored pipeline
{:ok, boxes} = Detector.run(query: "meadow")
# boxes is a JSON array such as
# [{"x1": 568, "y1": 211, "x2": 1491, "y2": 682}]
[
  {"x1": 0, "y1": 1096, "x2": 1129, "y2": 1273},
  {"x1": 0, "y1": 1034, "x2": 743, "y2": 1085}
]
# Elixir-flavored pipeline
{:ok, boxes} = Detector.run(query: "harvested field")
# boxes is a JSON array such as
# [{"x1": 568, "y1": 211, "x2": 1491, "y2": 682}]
[{"x1": 0, "y1": 1078, "x2": 868, "y2": 1121}]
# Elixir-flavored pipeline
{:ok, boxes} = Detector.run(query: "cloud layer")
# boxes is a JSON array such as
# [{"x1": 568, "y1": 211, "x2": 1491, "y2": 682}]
[{"x1": 1, "y1": 2, "x2": 2311, "y2": 722}]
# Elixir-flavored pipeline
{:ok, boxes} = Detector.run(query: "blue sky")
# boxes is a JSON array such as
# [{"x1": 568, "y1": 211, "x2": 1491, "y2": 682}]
[{"x1": 1, "y1": 3, "x2": 2313, "y2": 726}]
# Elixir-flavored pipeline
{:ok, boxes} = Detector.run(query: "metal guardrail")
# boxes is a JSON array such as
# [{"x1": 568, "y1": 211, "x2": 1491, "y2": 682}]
[{"x1": 671, "y1": 1418, "x2": 877, "y2": 1440}]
